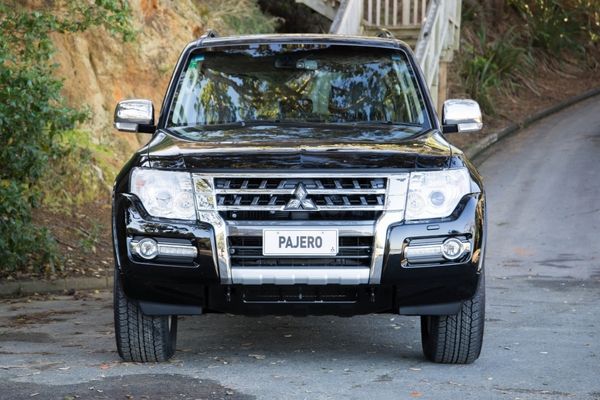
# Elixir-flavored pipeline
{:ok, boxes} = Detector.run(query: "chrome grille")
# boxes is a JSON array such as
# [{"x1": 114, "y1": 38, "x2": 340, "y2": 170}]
[
  {"x1": 229, "y1": 236, "x2": 373, "y2": 268},
  {"x1": 192, "y1": 172, "x2": 411, "y2": 284},
  {"x1": 214, "y1": 177, "x2": 386, "y2": 212}
]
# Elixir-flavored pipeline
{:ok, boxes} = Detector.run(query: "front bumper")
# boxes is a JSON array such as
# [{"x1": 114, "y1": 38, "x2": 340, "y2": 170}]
[{"x1": 113, "y1": 192, "x2": 485, "y2": 316}]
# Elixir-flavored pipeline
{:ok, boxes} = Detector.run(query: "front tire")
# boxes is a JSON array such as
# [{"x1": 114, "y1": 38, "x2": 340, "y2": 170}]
[
  {"x1": 113, "y1": 269, "x2": 178, "y2": 362},
  {"x1": 420, "y1": 272, "x2": 485, "y2": 364}
]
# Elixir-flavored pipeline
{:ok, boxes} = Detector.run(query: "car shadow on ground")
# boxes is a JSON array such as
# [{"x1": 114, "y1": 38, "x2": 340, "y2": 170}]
[
  {"x1": 1, "y1": 296, "x2": 427, "y2": 365},
  {"x1": 175, "y1": 313, "x2": 426, "y2": 363}
]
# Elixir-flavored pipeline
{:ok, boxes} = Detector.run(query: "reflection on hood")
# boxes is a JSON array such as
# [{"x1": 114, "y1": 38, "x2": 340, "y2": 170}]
[{"x1": 143, "y1": 127, "x2": 454, "y2": 171}]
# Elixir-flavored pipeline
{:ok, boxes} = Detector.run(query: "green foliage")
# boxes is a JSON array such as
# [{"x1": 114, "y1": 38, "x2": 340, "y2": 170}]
[
  {"x1": 78, "y1": 222, "x2": 104, "y2": 254},
  {"x1": 208, "y1": 0, "x2": 278, "y2": 34},
  {"x1": 459, "y1": 1, "x2": 599, "y2": 115},
  {"x1": 0, "y1": 1, "x2": 134, "y2": 276},
  {"x1": 460, "y1": 27, "x2": 528, "y2": 114},
  {"x1": 0, "y1": 181, "x2": 58, "y2": 274},
  {"x1": 510, "y1": 0, "x2": 600, "y2": 55},
  {"x1": 38, "y1": 129, "x2": 120, "y2": 211}
]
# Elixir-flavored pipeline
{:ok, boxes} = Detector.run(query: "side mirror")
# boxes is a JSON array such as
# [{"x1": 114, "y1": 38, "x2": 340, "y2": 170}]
[
  {"x1": 442, "y1": 99, "x2": 483, "y2": 134},
  {"x1": 114, "y1": 99, "x2": 155, "y2": 133}
]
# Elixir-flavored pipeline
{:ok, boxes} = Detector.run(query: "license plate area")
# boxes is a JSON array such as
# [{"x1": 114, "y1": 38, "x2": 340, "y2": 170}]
[{"x1": 263, "y1": 229, "x2": 339, "y2": 256}]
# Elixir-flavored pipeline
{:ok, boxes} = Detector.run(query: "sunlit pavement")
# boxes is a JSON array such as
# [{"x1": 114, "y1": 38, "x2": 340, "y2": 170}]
[{"x1": 1, "y1": 97, "x2": 599, "y2": 400}]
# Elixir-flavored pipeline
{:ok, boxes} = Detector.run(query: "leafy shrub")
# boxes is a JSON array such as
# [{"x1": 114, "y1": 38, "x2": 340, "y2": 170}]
[
  {"x1": 459, "y1": 0, "x2": 598, "y2": 114},
  {"x1": 460, "y1": 26, "x2": 528, "y2": 114},
  {"x1": 0, "y1": 1, "x2": 134, "y2": 276},
  {"x1": 510, "y1": 0, "x2": 600, "y2": 55},
  {"x1": 38, "y1": 129, "x2": 122, "y2": 211},
  {"x1": 0, "y1": 181, "x2": 58, "y2": 274},
  {"x1": 201, "y1": 0, "x2": 279, "y2": 34}
]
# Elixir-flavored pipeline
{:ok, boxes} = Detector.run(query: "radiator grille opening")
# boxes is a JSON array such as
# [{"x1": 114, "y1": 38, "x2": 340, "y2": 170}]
[
  {"x1": 241, "y1": 285, "x2": 359, "y2": 303},
  {"x1": 229, "y1": 236, "x2": 373, "y2": 268}
]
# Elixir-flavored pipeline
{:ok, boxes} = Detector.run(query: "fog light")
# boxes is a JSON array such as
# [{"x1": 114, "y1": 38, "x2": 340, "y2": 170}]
[
  {"x1": 158, "y1": 243, "x2": 198, "y2": 258},
  {"x1": 136, "y1": 238, "x2": 159, "y2": 260},
  {"x1": 404, "y1": 245, "x2": 443, "y2": 261},
  {"x1": 441, "y1": 238, "x2": 464, "y2": 260}
]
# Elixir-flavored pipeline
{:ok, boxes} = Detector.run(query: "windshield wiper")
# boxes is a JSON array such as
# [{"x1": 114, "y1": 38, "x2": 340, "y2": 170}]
[
  {"x1": 170, "y1": 120, "x2": 423, "y2": 130},
  {"x1": 348, "y1": 121, "x2": 423, "y2": 127},
  {"x1": 170, "y1": 120, "x2": 284, "y2": 130}
]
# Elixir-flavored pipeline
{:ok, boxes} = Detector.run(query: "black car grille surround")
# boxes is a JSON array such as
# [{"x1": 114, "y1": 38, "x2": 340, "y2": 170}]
[
  {"x1": 211, "y1": 176, "x2": 388, "y2": 221},
  {"x1": 229, "y1": 236, "x2": 373, "y2": 268}
]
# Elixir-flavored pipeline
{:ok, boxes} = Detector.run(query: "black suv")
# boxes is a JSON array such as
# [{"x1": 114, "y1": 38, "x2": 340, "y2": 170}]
[{"x1": 112, "y1": 32, "x2": 486, "y2": 364}]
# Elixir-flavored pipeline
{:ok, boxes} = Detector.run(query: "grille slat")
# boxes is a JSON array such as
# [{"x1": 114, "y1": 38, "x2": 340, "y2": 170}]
[
  {"x1": 232, "y1": 255, "x2": 372, "y2": 260},
  {"x1": 216, "y1": 188, "x2": 386, "y2": 194}
]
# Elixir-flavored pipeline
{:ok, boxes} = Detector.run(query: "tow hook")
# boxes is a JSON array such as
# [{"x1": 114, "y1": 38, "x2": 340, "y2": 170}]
[
  {"x1": 226, "y1": 286, "x2": 232, "y2": 302},
  {"x1": 370, "y1": 287, "x2": 376, "y2": 303}
]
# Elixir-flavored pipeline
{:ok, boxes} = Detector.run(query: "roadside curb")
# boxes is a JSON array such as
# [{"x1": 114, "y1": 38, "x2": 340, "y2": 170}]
[
  {"x1": 1, "y1": 87, "x2": 599, "y2": 298},
  {"x1": 465, "y1": 86, "x2": 600, "y2": 160},
  {"x1": 0, "y1": 276, "x2": 112, "y2": 298}
]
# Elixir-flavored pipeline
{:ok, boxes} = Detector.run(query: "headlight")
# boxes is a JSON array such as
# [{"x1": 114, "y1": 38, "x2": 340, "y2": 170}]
[
  {"x1": 405, "y1": 168, "x2": 471, "y2": 221},
  {"x1": 130, "y1": 168, "x2": 196, "y2": 220}
]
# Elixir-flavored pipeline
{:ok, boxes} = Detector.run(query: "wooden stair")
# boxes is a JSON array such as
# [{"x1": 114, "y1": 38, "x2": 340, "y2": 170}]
[
  {"x1": 362, "y1": 25, "x2": 421, "y2": 49},
  {"x1": 299, "y1": 0, "x2": 426, "y2": 50}
]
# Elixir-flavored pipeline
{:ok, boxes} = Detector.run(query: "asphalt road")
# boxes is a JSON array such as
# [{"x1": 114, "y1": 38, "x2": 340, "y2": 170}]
[{"x1": 1, "y1": 96, "x2": 599, "y2": 400}]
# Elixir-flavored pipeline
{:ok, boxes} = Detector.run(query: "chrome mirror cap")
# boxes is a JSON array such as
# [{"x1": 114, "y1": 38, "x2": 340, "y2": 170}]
[
  {"x1": 114, "y1": 99, "x2": 155, "y2": 133},
  {"x1": 442, "y1": 99, "x2": 483, "y2": 133}
]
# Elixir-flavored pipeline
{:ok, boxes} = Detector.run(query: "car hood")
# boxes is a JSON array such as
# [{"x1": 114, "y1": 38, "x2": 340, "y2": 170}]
[{"x1": 143, "y1": 125, "x2": 453, "y2": 170}]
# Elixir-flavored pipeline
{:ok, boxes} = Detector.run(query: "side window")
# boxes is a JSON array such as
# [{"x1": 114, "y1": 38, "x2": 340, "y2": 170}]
[
  {"x1": 171, "y1": 56, "x2": 203, "y2": 125},
  {"x1": 391, "y1": 55, "x2": 425, "y2": 125}
]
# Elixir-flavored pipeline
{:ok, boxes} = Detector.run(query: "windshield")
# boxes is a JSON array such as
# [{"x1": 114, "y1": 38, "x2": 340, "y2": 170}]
[{"x1": 168, "y1": 44, "x2": 430, "y2": 131}]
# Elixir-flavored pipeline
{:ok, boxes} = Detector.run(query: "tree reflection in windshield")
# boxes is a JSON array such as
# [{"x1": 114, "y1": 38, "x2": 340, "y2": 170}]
[{"x1": 169, "y1": 44, "x2": 428, "y2": 128}]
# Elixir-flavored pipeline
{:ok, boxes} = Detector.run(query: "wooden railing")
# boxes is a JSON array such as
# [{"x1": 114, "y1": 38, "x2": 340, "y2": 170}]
[
  {"x1": 329, "y1": 0, "x2": 364, "y2": 34},
  {"x1": 296, "y1": 0, "x2": 341, "y2": 20},
  {"x1": 363, "y1": 0, "x2": 428, "y2": 27},
  {"x1": 414, "y1": 0, "x2": 461, "y2": 111}
]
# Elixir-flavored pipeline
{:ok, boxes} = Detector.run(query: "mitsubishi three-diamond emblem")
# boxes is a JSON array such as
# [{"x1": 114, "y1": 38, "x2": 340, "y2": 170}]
[{"x1": 285, "y1": 182, "x2": 317, "y2": 210}]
